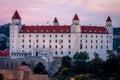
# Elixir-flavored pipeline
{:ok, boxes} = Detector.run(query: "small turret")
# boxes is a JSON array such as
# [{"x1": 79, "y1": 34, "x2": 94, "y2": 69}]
[
  {"x1": 105, "y1": 16, "x2": 113, "y2": 34},
  {"x1": 72, "y1": 14, "x2": 79, "y2": 25},
  {"x1": 53, "y1": 17, "x2": 60, "y2": 26},
  {"x1": 12, "y1": 10, "x2": 21, "y2": 25},
  {"x1": 71, "y1": 14, "x2": 81, "y2": 33}
]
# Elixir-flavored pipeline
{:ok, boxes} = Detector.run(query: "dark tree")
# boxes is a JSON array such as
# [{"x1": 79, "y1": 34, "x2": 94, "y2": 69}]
[
  {"x1": 61, "y1": 56, "x2": 71, "y2": 68},
  {"x1": 91, "y1": 52, "x2": 104, "y2": 76},
  {"x1": 33, "y1": 62, "x2": 47, "y2": 74},
  {"x1": 73, "y1": 52, "x2": 89, "y2": 74},
  {"x1": 105, "y1": 50, "x2": 119, "y2": 76}
]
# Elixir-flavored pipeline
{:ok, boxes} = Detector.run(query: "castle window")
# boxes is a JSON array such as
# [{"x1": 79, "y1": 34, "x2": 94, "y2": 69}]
[
  {"x1": 61, "y1": 35, "x2": 63, "y2": 37},
  {"x1": 61, "y1": 51, "x2": 63, "y2": 55},
  {"x1": 29, "y1": 39, "x2": 31, "y2": 43},
  {"x1": 68, "y1": 51, "x2": 71, "y2": 55},
  {"x1": 55, "y1": 51, "x2": 57, "y2": 54},
  {"x1": 107, "y1": 45, "x2": 108, "y2": 49},
  {"x1": 80, "y1": 40, "x2": 82, "y2": 43},
  {"x1": 36, "y1": 35, "x2": 38, "y2": 37},
  {"x1": 86, "y1": 35, "x2": 87, "y2": 38},
  {"x1": 96, "y1": 45, "x2": 97, "y2": 49},
  {"x1": 101, "y1": 35, "x2": 103, "y2": 38},
  {"x1": 36, "y1": 39, "x2": 38, "y2": 43},
  {"x1": 29, "y1": 45, "x2": 31, "y2": 48},
  {"x1": 96, "y1": 35, "x2": 98, "y2": 38},
  {"x1": 55, "y1": 45, "x2": 57, "y2": 48},
  {"x1": 101, "y1": 45, "x2": 103, "y2": 49},
  {"x1": 36, "y1": 45, "x2": 38, "y2": 48},
  {"x1": 101, "y1": 40, "x2": 103, "y2": 43},
  {"x1": 91, "y1": 45, "x2": 93, "y2": 49},
  {"x1": 107, "y1": 35, "x2": 108, "y2": 38},
  {"x1": 29, "y1": 35, "x2": 31, "y2": 37},
  {"x1": 68, "y1": 35, "x2": 71, "y2": 37},
  {"x1": 43, "y1": 45, "x2": 45, "y2": 48},
  {"x1": 55, "y1": 35, "x2": 57, "y2": 37},
  {"x1": 85, "y1": 45, "x2": 87, "y2": 49},
  {"x1": 43, "y1": 40, "x2": 45, "y2": 43},
  {"x1": 107, "y1": 40, "x2": 108, "y2": 43},
  {"x1": 91, "y1": 35, "x2": 93, "y2": 38},
  {"x1": 68, "y1": 40, "x2": 71, "y2": 43},
  {"x1": 91, "y1": 40, "x2": 93, "y2": 43},
  {"x1": 96, "y1": 40, "x2": 98, "y2": 43},
  {"x1": 61, "y1": 45, "x2": 63, "y2": 48},
  {"x1": 49, "y1": 40, "x2": 51, "y2": 43},
  {"x1": 22, "y1": 35, "x2": 24, "y2": 37},
  {"x1": 22, "y1": 45, "x2": 24, "y2": 48},
  {"x1": 43, "y1": 35, "x2": 45, "y2": 37},
  {"x1": 55, "y1": 40, "x2": 57, "y2": 43},
  {"x1": 86, "y1": 40, "x2": 87, "y2": 43},
  {"x1": 22, "y1": 39, "x2": 24, "y2": 43},
  {"x1": 49, "y1": 45, "x2": 51, "y2": 48},
  {"x1": 50, "y1": 35, "x2": 51, "y2": 37},
  {"x1": 80, "y1": 44, "x2": 82, "y2": 49},
  {"x1": 68, "y1": 45, "x2": 71, "y2": 49},
  {"x1": 80, "y1": 35, "x2": 82, "y2": 37}
]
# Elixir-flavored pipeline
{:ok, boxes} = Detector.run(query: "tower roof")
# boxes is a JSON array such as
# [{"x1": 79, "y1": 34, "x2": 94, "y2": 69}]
[
  {"x1": 106, "y1": 16, "x2": 111, "y2": 22},
  {"x1": 12, "y1": 10, "x2": 21, "y2": 19},
  {"x1": 53, "y1": 17, "x2": 59, "y2": 23},
  {"x1": 73, "y1": 14, "x2": 79, "y2": 20}
]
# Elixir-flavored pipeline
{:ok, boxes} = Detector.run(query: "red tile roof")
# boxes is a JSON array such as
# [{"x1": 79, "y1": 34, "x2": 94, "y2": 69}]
[
  {"x1": 19, "y1": 25, "x2": 108, "y2": 34},
  {"x1": 73, "y1": 14, "x2": 79, "y2": 20},
  {"x1": 53, "y1": 17, "x2": 58, "y2": 23},
  {"x1": 0, "y1": 50, "x2": 9, "y2": 57},
  {"x1": 12, "y1": 10, "x2": 21, "y2": 19},
  {"x1": 106, "y1": 16, "x2": 111, "y2": 22}
]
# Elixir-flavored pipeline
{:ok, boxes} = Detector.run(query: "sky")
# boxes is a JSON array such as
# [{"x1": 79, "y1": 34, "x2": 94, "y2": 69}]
[{"x1": 0, "y1": 0, "x2": 120, "y2": 27}]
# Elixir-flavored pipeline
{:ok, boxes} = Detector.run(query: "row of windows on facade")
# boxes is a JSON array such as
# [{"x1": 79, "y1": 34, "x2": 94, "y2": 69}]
[
  {"x1": 20, "y1": 44, "x2": 109, "y2": 49},
  {"x1": 19, "y1": 34, "x2": 109, "y2": 38},
  {"x1": 21, "y1": 39, "x2": 109, "y2": 44},
  {"x1": 21, "y1": 45, "x2": 71, "y2": 49}
]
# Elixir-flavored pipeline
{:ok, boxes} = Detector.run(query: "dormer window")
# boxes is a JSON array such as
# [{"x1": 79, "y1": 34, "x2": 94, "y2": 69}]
[
  {"x1": 89, "y1": 30, "x2": 91, "y2": 32},
  {"x1": 27, "y1": 30, "x2": 29, "y2": 32},
  {"x1": 53, "y1": 30, "x2": 55, "y2": 32},
  {"x1": 35, "y1": 30, "x2": 37, "y2": 32},
  {"x1": 61, "y1": 30, "x2": 63, "y2": 32},
  {"x1": 67, "y1": 29, "x2": 69, "y2": 32},
  {"x1": 46, "y1": 30, "x2": 49, "y2": 32},
  {"x1": 21, "y1": 30, "x2": 23, "y2": 32},
  {"x1": 41, "y1": 30, "x2": 43, "y2": 32}
]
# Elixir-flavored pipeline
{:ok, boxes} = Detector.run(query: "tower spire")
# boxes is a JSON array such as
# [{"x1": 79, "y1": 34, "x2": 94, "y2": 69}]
[
  {"x1": 53, "y1": 17, "x2": 60, "y2": 26},
  {"x1": 73, "y1": 14, "x2": 79, "y2": 20},
  {"x1": 12, "y1": 10, "x2": 21, "y2": 19},
  {"x1": 106, "y1": 16, "x2": 111, "y2": 22}
]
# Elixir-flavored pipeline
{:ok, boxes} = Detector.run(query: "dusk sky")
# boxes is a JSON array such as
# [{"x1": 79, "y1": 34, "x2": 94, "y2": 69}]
[{"x1": 0, "y1": 0, "x2": 120, "y2": 27}]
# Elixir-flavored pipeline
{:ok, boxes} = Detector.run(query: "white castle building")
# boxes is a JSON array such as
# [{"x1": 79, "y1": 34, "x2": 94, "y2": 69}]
[{"x1": 10, "y1": 10, "x2": 113, "y2": 61}]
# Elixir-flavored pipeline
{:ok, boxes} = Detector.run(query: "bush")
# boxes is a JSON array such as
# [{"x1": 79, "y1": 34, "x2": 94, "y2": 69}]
[{"x1": 75, "y1": 74, "x2": 89, "y2": 80}]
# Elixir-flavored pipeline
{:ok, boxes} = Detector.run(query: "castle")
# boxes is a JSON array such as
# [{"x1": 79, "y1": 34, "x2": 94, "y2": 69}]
[{"x1": 10, "y1": 10, "x2": 113, "y2": 61}]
